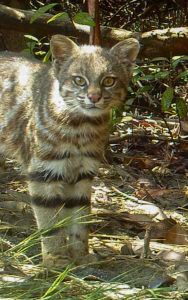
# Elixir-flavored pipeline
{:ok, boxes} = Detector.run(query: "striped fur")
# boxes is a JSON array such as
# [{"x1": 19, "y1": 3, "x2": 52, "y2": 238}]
[{"x1": 0, "y1": 35, "x2": 139, "y2": 267}]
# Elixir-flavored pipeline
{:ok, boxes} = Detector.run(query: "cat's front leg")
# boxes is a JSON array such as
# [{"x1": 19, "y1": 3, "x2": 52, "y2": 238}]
[{"x1": 28, "y1": 179, "x2": 92, "y2": 268}]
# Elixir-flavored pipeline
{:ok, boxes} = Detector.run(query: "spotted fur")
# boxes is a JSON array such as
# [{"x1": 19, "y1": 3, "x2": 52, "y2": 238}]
[{"x1": 0, "y1": 35, "x2": 139, "y2": 267}]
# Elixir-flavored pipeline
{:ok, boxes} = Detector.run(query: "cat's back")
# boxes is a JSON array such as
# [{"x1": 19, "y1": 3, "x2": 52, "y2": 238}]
[
  {"x1": 0, "y1": 51, "x2": 45, "y2": 73},
  {"x1": 0, "y1": 52, "x2": 51, "y2": 163},
  {"x1": 0, "y1": 52, "x2": 50, "y2": 108}
]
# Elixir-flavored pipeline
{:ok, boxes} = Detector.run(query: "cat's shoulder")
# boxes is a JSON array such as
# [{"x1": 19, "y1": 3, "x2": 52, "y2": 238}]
[
  {"x1": 0, "y1": 51, "x2": 45, "y2": 66},
  {"x1": 0, "y1": 51, "x2": 50, "y2": 78}
]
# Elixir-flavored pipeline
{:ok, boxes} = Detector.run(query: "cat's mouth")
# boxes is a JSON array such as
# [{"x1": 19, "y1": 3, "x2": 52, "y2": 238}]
[
  {"x1": 84, "y1": 106, "x2": 105, "y2": 114},
  {"x1": 80, "y1": 103, "x2": 110, "y2": 117},
  {"x1": 82, "y1": 103, "x2": 106, "y2": 110}
]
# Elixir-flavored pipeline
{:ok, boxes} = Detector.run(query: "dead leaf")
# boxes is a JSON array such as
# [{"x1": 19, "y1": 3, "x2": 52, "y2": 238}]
[
  {"x1": 0, "y1": 201, "x2": 27, "y2": 212},
  {"x1": 164, "y1": 223, "x2": 188, "y2": 245},
  {"x1": 139, "y1": 218, "x2": 177, "y2": 240},
  {"x1": 126, "y1": 214, "x2": 153, "y2": 225},
  {"x1": 136, "y1": 177, "x2": 155, "y2": 188},
  {"x1": 147, "y1": 188, "x2": 171, "y2": 197},
  {"x1": 176, "y1": 263, "x2": 188, "y2": 291},
  {"x1": 148, "y1": 271, "x2": 174, "y2": 289},
  {"x1": 132, "y1": 245, "x2": 152, "y2": 257},
  {"x1": 181, "y1": 119, "x2": 188, "y2": 133},
  {"x1": 158, "y1": 250, "x2": 186, "y2": 262},
  {"x1": 121, "y1": 243, "x2": 134, "y2": 255},
  {"x1": 124, "y1": 156, "x2": 156, "y2": 169}
]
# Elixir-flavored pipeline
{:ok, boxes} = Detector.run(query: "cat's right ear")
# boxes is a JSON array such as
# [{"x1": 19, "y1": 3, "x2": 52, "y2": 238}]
[
  {"x1": 110, "y1": 38, "x2": 140, "y2": 76},
  {"x1": 50, "y1": 35, "x2": 78, "y2": 61}
]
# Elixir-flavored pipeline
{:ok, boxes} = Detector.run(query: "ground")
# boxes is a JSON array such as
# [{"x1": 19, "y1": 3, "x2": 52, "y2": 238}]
[{"x1": 0, "y1": 115, "x2": 187, "y2": 299}]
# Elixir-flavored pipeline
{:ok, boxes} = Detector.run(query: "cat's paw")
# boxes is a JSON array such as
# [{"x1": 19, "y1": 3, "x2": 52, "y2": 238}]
[
  {"x1": 42, "y1": 253, "x2": 100, "y2": 269},
  {"x1": 75, "y1": 253, "x2": 99, "y2": 266},
  {"x1": 42, "y1": 254, "x2": 71, "y2": 268}
]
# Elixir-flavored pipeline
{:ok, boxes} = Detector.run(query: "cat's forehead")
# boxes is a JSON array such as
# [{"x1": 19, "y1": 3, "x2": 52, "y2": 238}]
[
  {"x1": 80, "y1": 45, "x2": 100, "y2": 54},
  {"x1": 68, "y1": 45, "x2": 115, "y2": 75}
]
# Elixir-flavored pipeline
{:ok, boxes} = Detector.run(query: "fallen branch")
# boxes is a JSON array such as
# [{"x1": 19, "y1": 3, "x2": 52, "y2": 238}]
[
  {"x1": 0, "y1": 4, "x2": 188, "y2": 57},
  {"x1": 109, "y1": 133, "x2": 173, "y2": 144}
]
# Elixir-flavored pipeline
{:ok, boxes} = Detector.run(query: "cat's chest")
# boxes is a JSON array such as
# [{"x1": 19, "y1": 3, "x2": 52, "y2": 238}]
[
  {"x1": 33, "y1": 114, "x2": 107, "y2": 183},
  {"x1": 53, "y1": 139, "x2": 102, "y2": 174},
  {"x1": 30, "y1": 145, "x2": 101, "y2": 185}
]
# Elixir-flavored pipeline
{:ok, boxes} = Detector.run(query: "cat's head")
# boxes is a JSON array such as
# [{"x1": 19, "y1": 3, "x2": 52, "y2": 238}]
[{"x1": 50, "y1": 35, "x2": 139, "y2": 117}]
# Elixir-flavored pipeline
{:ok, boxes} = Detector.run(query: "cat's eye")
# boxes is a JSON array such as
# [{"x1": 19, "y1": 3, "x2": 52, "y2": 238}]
[
  {"x1": 102, "y1": 77, "x2": 116, "y2": 87},
  {"x1": 73, "y1": 76, "x2": 86, "y2": 86}
]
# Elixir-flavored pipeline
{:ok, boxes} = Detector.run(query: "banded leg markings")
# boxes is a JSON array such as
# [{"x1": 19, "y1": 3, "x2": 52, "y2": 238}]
[
  {"x1": 28, "y1": 170, "x2": 95, "y2": 183},
  {"x1": 31, "y1": 195, "x2": 90, "y2": 208}
]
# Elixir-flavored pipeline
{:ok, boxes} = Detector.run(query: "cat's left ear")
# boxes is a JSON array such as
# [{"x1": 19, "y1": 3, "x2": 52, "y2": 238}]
[
  {"x1": 110, "y1": 38, "x2": 140, "y2": 70},
  {"x1": 50, "y1": 35, "x2": 78, "y2": 61}
]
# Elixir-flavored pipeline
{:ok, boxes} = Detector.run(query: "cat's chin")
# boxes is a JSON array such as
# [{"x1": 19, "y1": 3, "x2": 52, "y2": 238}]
[{"x1": 81, "y1": 107, "x2": 109, "y2": 117}]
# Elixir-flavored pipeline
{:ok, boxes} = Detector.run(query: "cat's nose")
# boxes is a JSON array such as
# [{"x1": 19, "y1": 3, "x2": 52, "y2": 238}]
[{"x1": 87, "y1": 93, "x2": 101, "y2": 103}]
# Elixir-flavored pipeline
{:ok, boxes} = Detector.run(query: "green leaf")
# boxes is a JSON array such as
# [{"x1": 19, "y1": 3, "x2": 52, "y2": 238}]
[
  {"x1": 151, "y1": 57, "x2": 169, "y2": 62},
  {"x1": 43, "y1": 50, "x2": 51, "y2": 63},
  {"x1": 21, "y1": 49, "x2": 33, "y2": 56},
  {"x1": 136, "y1": 85, "x2": 152, "y2": 96},
  {"x1": 47, "y1": 12, "x2": 69, "y2": 23},
  {"x1": 30, "y1": 3, "x2": 57, "y2": 24},
  {"x1": 172, "y1": 55, "x2": 188, "y2": 69},
  {"x1": 125, "y1": 98, "x2": 135, "y2": 106},
  {"x1": 176, "y1": 70, "x2": 188, "y2": 79},
  {"x1": 124, "y1": 98, "x2": 136, "y2": 111},
  {"x1": 25, "y1": 42, "x2": 36, "y2": 52},
  {"x1": 154, "y1": 71, "x2": 170, "y2": 79},
  {"x1": 128, "y1": 86, "x2": 133, "y2": 92},
  {"x1": 73, "y1": 12, "x2": 95, "y2": 26},
  {"x1": 161, "y1": 88, "x2": 174, "y2": 111},
  {"x1": 35, "y1": 51, "x2": 46, "y2": 56},
  {"x1": 138, "y1": 74, "x2": 155, "y2": 81},
  {"x1": 24, "y1": 35, "x2": 39, "y2": 42},
  {"x1": 132, "y1": 68, "x2": 145, "y2": 76},
  {"x1": 176, "y1": 98, "x2": 188, "y2": 118}
]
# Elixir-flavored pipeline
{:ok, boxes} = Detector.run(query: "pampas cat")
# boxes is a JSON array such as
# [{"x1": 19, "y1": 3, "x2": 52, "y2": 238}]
[{"x1": 0, "y1": 35, "x2": 139, "y2": 267}]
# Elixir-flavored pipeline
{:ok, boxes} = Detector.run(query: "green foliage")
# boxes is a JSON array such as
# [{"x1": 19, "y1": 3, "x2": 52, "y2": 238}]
[
  {"x1": 133, "y1": 56, "x2": 187, "y2": 115},
  {"x1": 111, "y1": 55, "x2": 187, "y2": 131},
  {"x1": 176, "y1": 97, "x2": 188, "y2": 118},
  {"x1": 30, "y1": 3, "x2": 58, "y2": 24},
  {"x1": 161, "y1": 88, "x2": 174, "y2": 112},
  {"x1": 26, "y1": 3, "x2": 95, "y2": 60},
  {"x1": 30, "y1": 3, "x2": 95, "y2": 27},
  {"x1": 136, "y1": 86, "x2": 152, "y2": 96},
  {"x1": 151, "y1": 57, "x2": 169, "y2": 62},
  {"x1": 172, "y1": 55, "x2": 188, "y2": 69},
  {"x1": 110, "y1": 104, "x2": 125, "y2": 132},
  {"x1": 73, "y1": 12, "x2": 95, "y2": 26},
  {"x1": 176, "y1": 70, "x2": 188, "y2": 79},
  {"x1": 47, "y1": 12, "x2": 69, "y2": 23},
  {"x1": 22, "y1": 35, "x2": 50, "y2": 61},
  {"x1": 41, "y1": 266, "x2": 72, "y2": 299},
  {"x1": 43, "y1": 50, "x2": 51, "y2": 63}
]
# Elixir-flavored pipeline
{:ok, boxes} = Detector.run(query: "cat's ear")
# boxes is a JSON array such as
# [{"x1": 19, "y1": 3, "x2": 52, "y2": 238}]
[
  {"x1": 50, "y1": 35, "x2": 78, "y2": 61},
  {"x1": 110, "y1": 38, "x2": 140, "y2": 74}
]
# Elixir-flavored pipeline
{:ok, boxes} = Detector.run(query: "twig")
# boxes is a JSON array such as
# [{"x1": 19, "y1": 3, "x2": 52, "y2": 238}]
[
  {"x1": 109, "y1": 133, "x2": 172, "y2": 144},
  {"x1": 141, "y1": 224, "x2": 152, "y2": 259},
  {"x1": 111, "y1": 186, "x2": 151, "y2": 205},
  {"x1": 136, "y1": 80, "x2": 157, "y2": 106}
]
